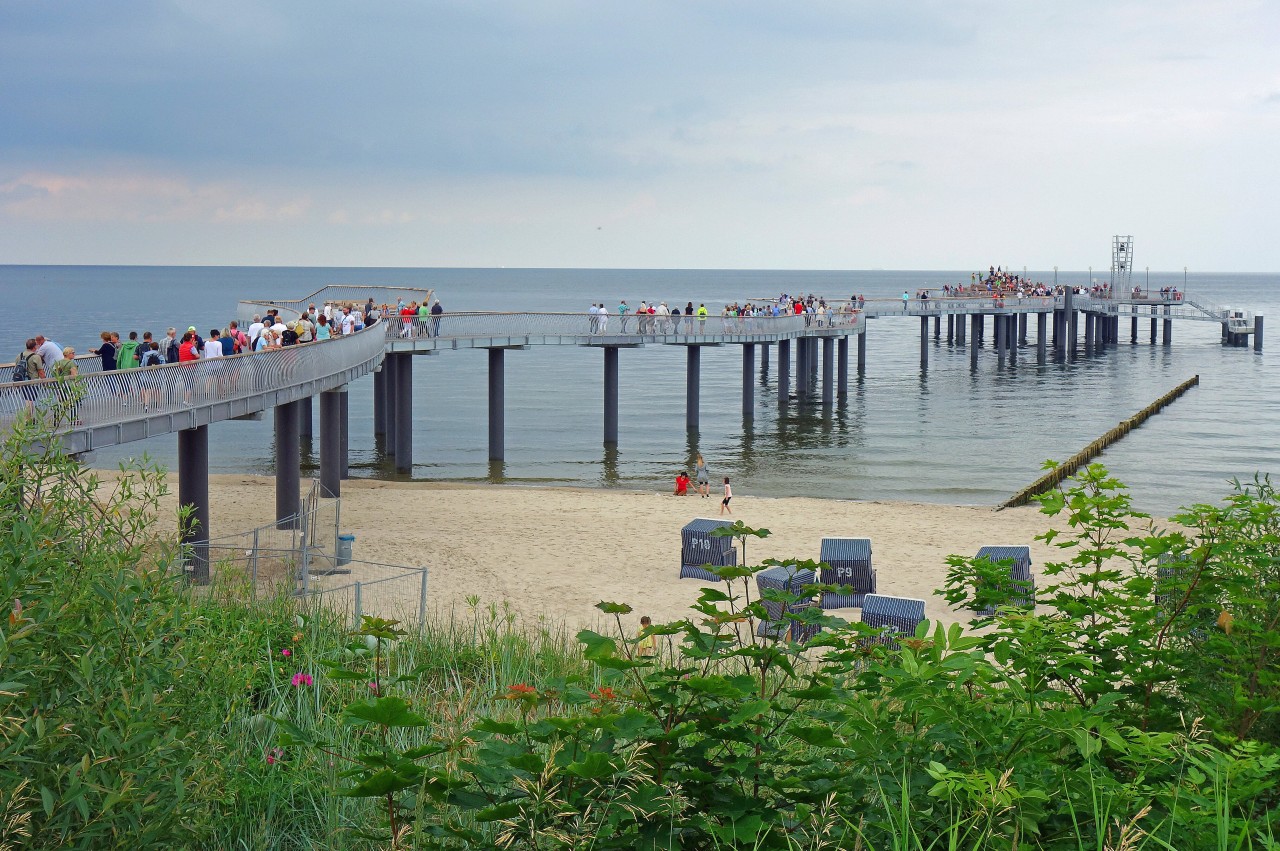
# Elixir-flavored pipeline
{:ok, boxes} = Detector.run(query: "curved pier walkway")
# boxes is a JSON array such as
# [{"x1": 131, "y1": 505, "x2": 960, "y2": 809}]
[{"x1": 0, "y1": 282, "x2": 1263, "y2": 578}]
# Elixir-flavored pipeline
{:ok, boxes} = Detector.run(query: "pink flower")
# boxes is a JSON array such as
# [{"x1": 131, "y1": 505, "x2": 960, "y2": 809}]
[
  {"x1": 265, "y1": 747, "x2": 284, "y2": 765},
  {"x1": 291, "y1": 672, "x2": 313, "y2": 687},
  {"x1": 281, "y1": 648, "x2": 291, "y2": 657},
  {"x1": 367, "y1": 681, "x2": 380, "y2": 695}
]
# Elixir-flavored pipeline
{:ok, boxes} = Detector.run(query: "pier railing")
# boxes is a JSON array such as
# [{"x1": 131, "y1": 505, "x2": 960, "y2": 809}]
[
  {"x1": 238, "y1": 284, "x2": 435, "y2": 324},
  {"x1": 384, "y1": 310, "x2": 866, "y2": 342},
  {"x1": 0, "y1": 324, "x2": 387, "y2": 437}
]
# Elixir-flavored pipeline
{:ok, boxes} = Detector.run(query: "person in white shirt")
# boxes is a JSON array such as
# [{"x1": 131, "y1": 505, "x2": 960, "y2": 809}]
[
  {"x1": 340, "y1": 308, "x2": 356, "y2": 336},
  {"x1": 202, "y1": 331, "x2": 224, "y2": 359},
  {"x1": 247, "y1": 315, "x2": 265, "y2": 341},
  {"x1": 35, "y1": 335, "x2": 64, "y2": 371},
  {"x1": 588, "y1": 303, "x2": 599, "y2": 334},
  {"x1": 596, "y1": 304, "x2": 608, "y2": 334}
]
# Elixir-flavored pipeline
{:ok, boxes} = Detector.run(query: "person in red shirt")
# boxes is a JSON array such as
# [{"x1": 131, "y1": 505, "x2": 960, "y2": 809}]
[
  {"x1": 400, "y1": 302, "x2": 417, "y2": 338},
  {"x1": 673, "y1": 472, "x2": 690, "y2": 496}
]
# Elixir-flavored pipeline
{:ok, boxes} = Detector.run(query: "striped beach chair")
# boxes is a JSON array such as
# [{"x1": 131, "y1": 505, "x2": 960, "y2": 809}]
[
  {"x1": 859, "y1": 594, "x2": 926, "y2": 648},
  {"x1": 974, "y1": 545, "x2": 1036, "y2": 615},
  {"x1": 755, "y1": 564, "x2": 816, "y2": 636},
  {"x1": 678, "y1": 518, "x2": 738, "y2": 581},
  {"x1": 818, "y1": 537, "x2": 875, "y2": 609}
]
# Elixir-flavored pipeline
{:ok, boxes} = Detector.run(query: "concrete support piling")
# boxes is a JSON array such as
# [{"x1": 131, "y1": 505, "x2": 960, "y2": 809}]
[
  {"x1": 1131, "y1": 316, "x2": 1138, "y2": 344},
  {"x1": 488, "y1": 348, "x2": 505, "y2": 461},
  {"x1": 1255, "y1": 315, "x2": 1265, "y2": 352},
  {"x1": 856, "y1": 332, "x2": 866, "y2": 376},
  {"x1": 919, "y1": 316, "x2": 929, "y2": 369},
  {"x1": 742, "y1": 343, "x2": 755, "y2": 418},
  {"x1": 822, "y1": 337, "x2": 834, "y2": 407},
  {"x1": 339, "y1": 387, "x2": 349, "y2": 480},
  {"x1": 932, "y1": 315, "x2": 940, "y2": 339},
  {"x1": 1037, "y1": 313, "x2": 1047, "y2": 364},
  {"x1": 274, "y1": 400, "x2": 300, "y2": 529},
  {"x1": 778, "y1": 339, "x2": 792, "y2": 401},
  {"x1": 1018, "y1": 313, "x2": 1027, "y2": 345},
  {"x1": 383, "y1": 355, "x2": 397, "y2": 451},
  {"x1": 956, "y1": 313, "x2": 966, "y2": 345},
  {"x1": 1150, "y1": 315, "x2": 1158, "y2": 345},
  {"x1": 320, "y1": 389, "x2": 343, "y2": 497},
  {"x1": 686, "y1": 345, "x2": 701, "y2": 431},
  {"x1": 393, "y1": 354, "x2": 413, "y2": 473},
  {"x1": 177, "y1": 425, "x2": 210, "y2": 583},
  {"x1": 970, "y1": 315, "x2": 980, "y2": 368},
  {"x1": 603, "y1": 346, "x2": 619, "y2": 444},
  {"x1": 995, "y1": 314, "x2": 1005, "y2": 363},
  {"x1": 947, "y1": 314, "x2": 955, "y2": 343},
  {"x1": 837, "y1": 336, "x2": 849, "y2": 399},
  {"x1": 1163, "y1": 316, "x2": 1173, "y2": 346},
  {"x1": 1085, "y1": 313, "x2": 1095, "y2": 354},
  {"x1": 760, "y1": 342, "x2": 770, "y2": 374},
  {"x1": 373, "y1": 366, "x2": 386, "y2": 436},
  {"x1": 795, "y1": 338, "x2": 808, "y2": 398}
]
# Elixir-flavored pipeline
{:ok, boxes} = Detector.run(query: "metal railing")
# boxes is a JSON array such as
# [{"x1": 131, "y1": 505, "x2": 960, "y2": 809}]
[
  {"x1": 0, "y1": 323, "x2": 387, "y2": 433},
  {"x1": 238, "y1": 284, "x2": 435, "y2": 325},
  {"x1": 385, "y1": 310, "x2": 866, "y2": 342}
]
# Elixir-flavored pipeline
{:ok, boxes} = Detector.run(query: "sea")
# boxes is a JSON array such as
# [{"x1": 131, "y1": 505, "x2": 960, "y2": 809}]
[{"x1": 2, "y1": 266, "x2": 1275, "y2": 517}]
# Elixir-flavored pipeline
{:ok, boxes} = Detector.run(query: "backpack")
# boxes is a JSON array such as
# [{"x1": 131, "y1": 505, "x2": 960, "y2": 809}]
[
  {"x1": 141, "y1": 349, "x2": 162, "y2": 367},
  {"x1": 281, "y1": 328, "x2": 298, "y2": 345},
  {"x1": 12, "y1": 353, "x2": 30, "y2": 382}
]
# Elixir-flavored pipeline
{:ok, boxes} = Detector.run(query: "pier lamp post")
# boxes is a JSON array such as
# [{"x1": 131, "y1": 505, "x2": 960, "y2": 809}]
[
  {"x1": 1145, "y1": 266, "x2": 1149, "y2": 297},
  {"x1": 1184, "y1": 266, "x2": 1187, "y2": 292},
  {"x1": 1053, "y1": 266, "x2": 1057, "y2": 287}
]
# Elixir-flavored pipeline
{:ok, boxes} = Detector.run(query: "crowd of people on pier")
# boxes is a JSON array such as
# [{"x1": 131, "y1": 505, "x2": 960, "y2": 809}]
[
  {"x1": 7, "y1": 300, "x2": 389, "y2": 422},
  {"x1": 580, "y1": 294, "x2": 863, "y2": 336}
]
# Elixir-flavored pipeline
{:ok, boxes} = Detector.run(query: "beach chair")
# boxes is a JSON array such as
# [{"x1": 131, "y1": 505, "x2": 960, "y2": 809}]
[
  {"x1": 858, "y1": 594, "x2": 926, "y2": 649},
  {"x1": 679, "y1": 518, "x2": 737, "y2": 581},
  {"x1": 974, "y1": 545, "x2": 1036, "y2": 615},
  {"x1": 754, "y1": 564, "x2": 816, "y2": 637},
  {"x1": 818, "y1": 537, "x2": 875, "y2": 609}
]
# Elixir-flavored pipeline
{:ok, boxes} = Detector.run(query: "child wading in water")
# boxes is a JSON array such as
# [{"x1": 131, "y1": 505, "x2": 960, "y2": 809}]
[
  {"x1": 719, "y1": 477, "x2": 732, "y2": 515},
  {"x1": 637, "y1": 616, "x2": 657, "y2": 658}
]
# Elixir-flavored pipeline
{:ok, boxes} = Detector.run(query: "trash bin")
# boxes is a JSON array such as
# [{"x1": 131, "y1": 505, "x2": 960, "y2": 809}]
[{"x1": 336, "y1": 533, "x2": 355, "y2": 566}]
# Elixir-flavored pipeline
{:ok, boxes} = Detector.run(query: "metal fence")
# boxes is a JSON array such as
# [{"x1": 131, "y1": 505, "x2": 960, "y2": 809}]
[
  {"x1": 0, "y1": 323, "x2": 387, "y2": 434},
  {"x1": 385, "y1": 309, "x2": 866, "y2": 342},
  {"x1": 192, "y1": 479, "x2": 430, "y2": 627}
]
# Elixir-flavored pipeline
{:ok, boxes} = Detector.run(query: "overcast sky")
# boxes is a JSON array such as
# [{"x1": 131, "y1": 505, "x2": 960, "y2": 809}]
[{"x1": 2, "y1": 1, "x2": 1277, "y2": 270}]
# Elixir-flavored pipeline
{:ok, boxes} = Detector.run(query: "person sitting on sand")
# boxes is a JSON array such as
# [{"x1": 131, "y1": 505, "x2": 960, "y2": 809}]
[{"x1": 674, "y1": 472, "x2": 690, "y2": 496}]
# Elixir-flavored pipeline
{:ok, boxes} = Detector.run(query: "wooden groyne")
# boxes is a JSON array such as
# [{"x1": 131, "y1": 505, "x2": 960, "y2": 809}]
[{"x1": 998, "y1": 375, "x2": 1200, "y2": 510}]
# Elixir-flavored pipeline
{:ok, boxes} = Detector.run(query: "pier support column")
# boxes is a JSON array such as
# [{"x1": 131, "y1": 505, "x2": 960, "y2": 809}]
[
  {"x1": 178, "y1": 425, "x2": 210, "y2": 584},
  {"x1": 932, "y1": 315, "x2": 940, "y2": 339},
  {"x1": 1068, "y1": 311, "x2": 1079, "y2": 358},
  {"x1": 1018, "y1": 313, "x2": 1027, "y2": 345},
  {"x1": 384, "y1": 355, "x2": 397, "y2": 452},
  {"x1": 956, "y1": 312, "x2": 966, "y2": 345},
  {"x1": 1150, "y1": 315, "x2": 1158, "y2": 344},
  {"x1": 320, "y1": 388, "x2": 344, "y2": 497},
  {"x1": 1131, "y1": 316, "x2": 1138, "y2": 344},
  {"x1": 393, "y1": 354, "x2": 413, "y2": 473},
  {"x1": 995, "y1": 314, "x2": 1005, "y2": 363},
  {"x1": 1037, "y1": 313, "x2": 1047, "y2": 364},
  {"x1": 1084, "y1": 313, "x2": 1095, "y2": 354},
  {"x1": 947, "y1": 314, "x2": 955, "y2": 343},
  {"x1": 742, "y1": 344, "x2": 755, "y2": 418},
  {"x1": 856, "y1": 332, "x2": 866, "y2": 376},
  {"x1": 970, "y1": 315, "x2": 980, "y2": 368},
  {"x1": 822, "y1": 337, "x2": 834, "y2": 407},
  {"x1": 488, "y1": 348, "x2": 505, "y2": 461},
  {"x1": 837, "y1": 336, "x2": 849, "y2": 399},
  {"x1": 1255, "y1": 315, "x2": 1265, "y2": 352},
  {"x1": 373, "y1": 366, "x2": 387, "y2": 436},
  {"x1": 919, "y1": 316, "x2": 929, "y2": 369},
  {"x1": 686, "y1": 345, "x2": 700, "y2": 431},
  {"x1": 760, "y1": 342, "x2": 770, "y2": 375},
  {"x1": 1007, "y1": 315, "x2": 1018, "y2": 361},
  {"x1": 778, "y1": 339, "x2": 791, "y2": 401},
  {"x1": 1163, "y1": 316, "x2": 1173, "y2": 347},
  {"x1": 339, "y1": 387, "x2": 349, "y2": 480},
  {"x1": 603, "y1": 346, "x2": 619, "y2": 444},
  {"x1": 299, "y1": 395, "x2": 313, "y2": 440},
  {"x1": 275, "y1": 399, "x2": 300, "y2": 529}
]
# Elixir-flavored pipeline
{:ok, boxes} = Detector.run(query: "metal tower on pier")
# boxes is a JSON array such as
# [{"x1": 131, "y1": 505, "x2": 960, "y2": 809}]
[{"x1": 1111, "y1": 235, "x2": 1134, "y2": 295}]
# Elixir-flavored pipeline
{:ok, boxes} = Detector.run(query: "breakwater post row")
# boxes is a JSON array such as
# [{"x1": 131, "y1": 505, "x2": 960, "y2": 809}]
[{"x1": 997, "y1": 374, "x2": 1201, "y2": 510}]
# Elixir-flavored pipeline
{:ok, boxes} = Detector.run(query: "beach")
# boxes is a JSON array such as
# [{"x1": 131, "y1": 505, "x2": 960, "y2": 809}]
[{"x1": 126, "y1": 471, "x2": 1084, "y2": 632}]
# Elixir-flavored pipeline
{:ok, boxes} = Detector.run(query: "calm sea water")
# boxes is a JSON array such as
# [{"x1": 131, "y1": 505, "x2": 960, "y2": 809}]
[{"x1": 3, "y1": 265, "x2": 1275, "y2": 516}]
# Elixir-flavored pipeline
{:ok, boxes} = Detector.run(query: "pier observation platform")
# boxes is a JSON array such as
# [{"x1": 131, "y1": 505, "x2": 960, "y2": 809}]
[{"x1": 0, "y1": 283, "x2": 1263, "y2": 579}]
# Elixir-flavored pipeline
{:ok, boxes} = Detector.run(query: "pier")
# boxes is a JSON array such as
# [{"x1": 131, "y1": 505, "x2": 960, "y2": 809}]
[{"x1": 0, "y1": 282, "x2": 1265, "y2": 573}]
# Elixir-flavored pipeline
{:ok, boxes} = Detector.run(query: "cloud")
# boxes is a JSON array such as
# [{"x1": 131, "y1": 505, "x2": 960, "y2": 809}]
[{"x1": 0, "y1": 170, "x2": 310, "y2": 224}]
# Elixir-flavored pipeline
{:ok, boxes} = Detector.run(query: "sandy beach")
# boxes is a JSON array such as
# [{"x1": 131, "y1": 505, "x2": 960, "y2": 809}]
[{"x1": 117, "y1": 471, "x2": 1084, "y2": 633}]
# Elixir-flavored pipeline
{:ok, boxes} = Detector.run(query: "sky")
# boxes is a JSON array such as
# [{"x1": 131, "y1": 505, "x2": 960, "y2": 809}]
[{"x1": 1, "y1": 1, "x2": 1278, "y2": 270}]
